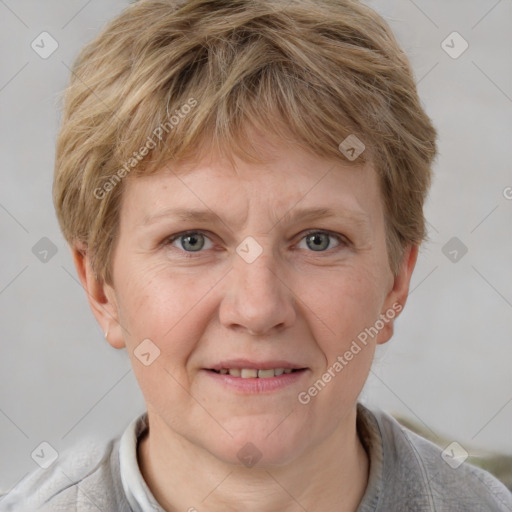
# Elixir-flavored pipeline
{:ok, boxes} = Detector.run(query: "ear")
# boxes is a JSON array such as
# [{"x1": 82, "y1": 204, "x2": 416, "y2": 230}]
[
  {"x1": 71, "y1": 244, "x2": 126, "y2": 349},
  {"x1": 376, "y1": 244, "x2": 419, "y2": 345}
]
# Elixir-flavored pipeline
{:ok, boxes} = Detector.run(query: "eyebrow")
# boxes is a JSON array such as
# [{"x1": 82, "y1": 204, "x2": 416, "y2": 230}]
[{"x1": 141, "y1": 206, "x2": 371, "y2": 232}]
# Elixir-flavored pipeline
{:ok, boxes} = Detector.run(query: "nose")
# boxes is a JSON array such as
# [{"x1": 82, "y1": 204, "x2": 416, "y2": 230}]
[{"x1": 219, "y1": 248, "x2": 296, "y2": 336}]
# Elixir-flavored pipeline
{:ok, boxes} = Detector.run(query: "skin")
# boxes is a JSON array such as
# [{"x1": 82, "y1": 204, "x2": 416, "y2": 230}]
[{"x1": 74, "y1": 130, "x2": 418, "y2": 512}]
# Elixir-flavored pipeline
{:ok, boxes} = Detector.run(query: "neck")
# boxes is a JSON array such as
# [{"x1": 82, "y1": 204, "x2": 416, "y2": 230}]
[{"x1": 137, "y1": 406, "x2": 369, "y2": 512}]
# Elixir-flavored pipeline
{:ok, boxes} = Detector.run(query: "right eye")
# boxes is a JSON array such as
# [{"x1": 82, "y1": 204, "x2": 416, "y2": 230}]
[{"x1": 164, "y1": 230, "x2": 215, "y2": 255}]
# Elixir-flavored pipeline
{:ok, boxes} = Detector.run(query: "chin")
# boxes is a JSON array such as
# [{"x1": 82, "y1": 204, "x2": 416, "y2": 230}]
[{"x1": 202, "y1": 420, "x2": 306, "y2": 468}]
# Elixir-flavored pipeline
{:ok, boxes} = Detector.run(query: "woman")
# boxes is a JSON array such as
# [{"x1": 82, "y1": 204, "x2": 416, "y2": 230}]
[{"x1": 3, "y1": 0, "x2": 511, "y2": 510}]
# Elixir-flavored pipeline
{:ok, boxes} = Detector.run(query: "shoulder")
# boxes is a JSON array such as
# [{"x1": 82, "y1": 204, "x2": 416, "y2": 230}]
[
  {"x1": 360, "y1": 404, "x2": 512, "y2": 511},
  {"x1": 0, "y1": 433, "x2": 131, "y2": 512}
]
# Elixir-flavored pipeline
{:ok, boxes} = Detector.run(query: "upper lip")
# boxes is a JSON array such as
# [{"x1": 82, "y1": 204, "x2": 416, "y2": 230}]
[{"x1": 206, "y1": 359, "x2": 307, "y2": 371}]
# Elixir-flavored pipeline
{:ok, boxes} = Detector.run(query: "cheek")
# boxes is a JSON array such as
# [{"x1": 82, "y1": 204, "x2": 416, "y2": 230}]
[
  {"x1": 115, "y1": 263, "x2": 217, "y2": 358},
  {"x1": 302, "y1": 266, "x2": 385, "y2": 346},
  {"x1": 116, "y1": 268, "x2": 218, "y2": 407},
  {"x1": 300, "y1": 271, "x2": 382, "y2": 413}
]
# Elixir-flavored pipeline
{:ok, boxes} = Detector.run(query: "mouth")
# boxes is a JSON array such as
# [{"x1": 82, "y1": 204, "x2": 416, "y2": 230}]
[
  {"x1": 205, "y1": 359, "x2": 308, "y2": 378},
  {"x1": 203, "y1": 360, "x2": 309, "y2": 393},
  {"x1": 207, "y1": 368, "x2": 306, "y2": 378}
]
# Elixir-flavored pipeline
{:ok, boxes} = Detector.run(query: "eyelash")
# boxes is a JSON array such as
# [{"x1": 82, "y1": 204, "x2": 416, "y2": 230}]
[{"x1": 163, "y1": 229, "x2": 349, "y2": 258}]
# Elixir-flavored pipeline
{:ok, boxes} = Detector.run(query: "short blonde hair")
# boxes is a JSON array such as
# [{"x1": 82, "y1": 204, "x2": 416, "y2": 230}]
[{"x1": 53, "y1": 0, "x2": 438, "y2": 285}]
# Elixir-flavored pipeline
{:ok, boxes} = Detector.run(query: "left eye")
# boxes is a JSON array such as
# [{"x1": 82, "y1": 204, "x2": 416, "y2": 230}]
[{"x1": 296, "y1": 231, "x2": 344, "y2": 252}]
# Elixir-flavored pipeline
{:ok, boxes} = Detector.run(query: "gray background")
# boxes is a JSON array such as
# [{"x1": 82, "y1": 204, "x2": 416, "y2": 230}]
[{"x1": 1, "y1": 0, "x2": 511, "y2": 494}]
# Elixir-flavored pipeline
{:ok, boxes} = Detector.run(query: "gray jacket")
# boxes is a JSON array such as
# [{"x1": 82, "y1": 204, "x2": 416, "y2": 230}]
[{"x1": 1, "y1": 404, "x2": 511, "y2": 511}]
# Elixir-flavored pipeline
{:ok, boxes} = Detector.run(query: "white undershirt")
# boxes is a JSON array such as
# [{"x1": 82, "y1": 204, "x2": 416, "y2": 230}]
[{"x1": 119, "y1": 413, "x2": 165, "y2": 512}]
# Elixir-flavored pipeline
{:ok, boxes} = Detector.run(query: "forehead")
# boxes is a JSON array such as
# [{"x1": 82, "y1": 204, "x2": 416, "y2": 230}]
[{"x1": 121, "y1": 136, "x2": 383, "y2": 233}]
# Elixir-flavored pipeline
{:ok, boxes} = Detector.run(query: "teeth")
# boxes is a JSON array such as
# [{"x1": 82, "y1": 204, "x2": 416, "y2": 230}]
[
  {"x1": 257, "y1": 369, "x2": 275, "y2": 379},
  {"x1": 241, "y1": 368, "x2": 258, "y2": 378},
  {"x1": 218, "y1": 368, "x2": 296, "y2": 378}
]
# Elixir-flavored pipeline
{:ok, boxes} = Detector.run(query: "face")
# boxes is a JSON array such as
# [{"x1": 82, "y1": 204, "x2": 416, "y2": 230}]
[{"x1": 81, "y1": 133, "x2": 416, "y2": 467}]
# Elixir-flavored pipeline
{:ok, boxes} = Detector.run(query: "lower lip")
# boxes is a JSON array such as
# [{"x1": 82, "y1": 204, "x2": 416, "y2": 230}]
[{"x1": 202, "y1": 369, "x2": 308, "y2": 393}]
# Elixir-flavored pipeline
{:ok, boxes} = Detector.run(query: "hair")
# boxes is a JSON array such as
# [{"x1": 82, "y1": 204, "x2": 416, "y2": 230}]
[{"x1": 53, "y1": 0, "x2": 438, "y2": 285}]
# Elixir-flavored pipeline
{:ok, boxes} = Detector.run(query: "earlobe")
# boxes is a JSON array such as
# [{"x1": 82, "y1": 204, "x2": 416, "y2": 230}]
[
  {"x1": 71, "y1": 245, "x2": 126, "y2": 349},
  {"x1": 376, "y1": 244, "x2": 419, "y2": 345}
]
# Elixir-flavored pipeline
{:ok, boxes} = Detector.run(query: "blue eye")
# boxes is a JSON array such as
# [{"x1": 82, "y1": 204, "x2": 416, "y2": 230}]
[
  {"x1": 168, "y1": 231, "x2": 214, "y2": 252},
  {"x1": 297, "y1": 230, "x2": 344, "y2": 252}
]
